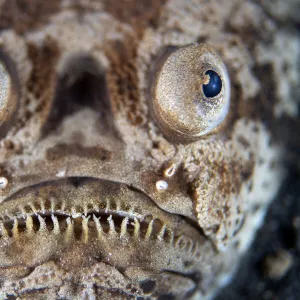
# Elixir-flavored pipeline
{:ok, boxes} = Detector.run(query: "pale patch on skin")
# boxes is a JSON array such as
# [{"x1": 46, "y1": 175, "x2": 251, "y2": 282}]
[{"x1": 0, "y1": 0, "x2": 299, "y2": 299}]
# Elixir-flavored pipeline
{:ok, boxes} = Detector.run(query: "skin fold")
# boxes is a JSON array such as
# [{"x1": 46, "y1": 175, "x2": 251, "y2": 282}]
[{"x1": 0, "y1": 1, "x2": 299, "y2": 299}]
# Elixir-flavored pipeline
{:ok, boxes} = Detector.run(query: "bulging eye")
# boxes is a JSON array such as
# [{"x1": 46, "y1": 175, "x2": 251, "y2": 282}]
[
  {"x1": 0, "y1": 52, "x2": 18, "y2": 132},
  {"x1": 151, "y1": 43, "x2": 230, "y2": 142}
]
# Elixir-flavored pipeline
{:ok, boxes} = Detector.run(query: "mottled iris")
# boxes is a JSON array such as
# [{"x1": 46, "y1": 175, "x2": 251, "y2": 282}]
[{"x1": 203, "y1": 70, "x2": 222, "y2": 98}]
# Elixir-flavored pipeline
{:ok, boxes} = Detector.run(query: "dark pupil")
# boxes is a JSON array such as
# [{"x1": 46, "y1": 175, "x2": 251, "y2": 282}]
[{"x1": 202, "y1": 70, "x2": 222, "y2": 98}]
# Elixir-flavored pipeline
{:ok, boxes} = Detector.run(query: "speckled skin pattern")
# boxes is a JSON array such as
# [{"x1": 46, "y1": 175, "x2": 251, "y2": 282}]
[{"x1": 0, "y1": 1, "x2": 299, "y2": 299}]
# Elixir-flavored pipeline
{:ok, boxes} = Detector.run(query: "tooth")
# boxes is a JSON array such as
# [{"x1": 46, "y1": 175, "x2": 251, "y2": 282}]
[
  {"x1": 105, "y1": 199, "x2": 110, "y2": 213},
  {"x1": 71, "y1": 207, "x2": 77, "y2": 218},
  {"x1": 38, "y1": 215, "x2": 47, "y2": 232},
  {"x1": 0, "y1": 221, "x2": 8, "y2": 239},
  {"x1": 145, "y1": 220, "x2": 154, "y2": 241},
  {"x1": 120, "y1": 217, "x2": 129, "y2": 238},
  {"x1": 51, "y1": 215, "x2": 60, "y2": 235},
  {"x1": 60, "y1": 199, "x2": 66, "y2": 212},
  {"x1": 4, "y1": 210, "x2": 13, "y2": 220},
  {"x1": 40, "y1": 199, "x2": 46, "y2": 214},
  {"x1": 157, "y1": 224, "x2": 167, "y2": 241},
  {"x1": 128, "y1": 206, "x2": 135, "y2": 215},
  {"x1": 93, "y1": 203, "x2": 99, "y2": 213},
  {"x1": 175, "y1": 235, "x2": 186, "y2": 249},
  {"x1": 186, "y1": 239, "x2": 194, "y2": 253},
  {"x1": 26, "y1": 215, "x2": 34, "y2": 236},
  {"x1": 83, "y1": 204, "x2": 88, "y2": 216},
  {"x1": 29, "y1": 202, "x2": 37, "y2": 215},
  {"x1": 168, "y1": 229, "x2": 174, "y2": 245},
  {"x1": 65, "y1": 217, "x2": 74, "y2": 242},
  {"x1": 107, "y1": 215, "x2": 115, "y2": 234},
  {"x1": 133, "y1": 218, "x2": 140, "y2": 239},
  {"x1": 19, "y1": 206, "x2": 26, "y2": 218},
  {"x1": 116, "y1": 200, "x2": 121, "y2": 211},
  {"x1": 50, "y1": 198, "x2": 55, "y2": 212},
  {"x1": 192, "y1": 241, "x2": 200, "y2": 256},
  {"x1": 93, "y1": 214, "x2": 103, "y2": 238},
  {"x1": 81, "y1": 216, "x2": 90, "y2": 244},
  {"x1": 12, "y1": 219, "x2": 19, "y2": 239}
]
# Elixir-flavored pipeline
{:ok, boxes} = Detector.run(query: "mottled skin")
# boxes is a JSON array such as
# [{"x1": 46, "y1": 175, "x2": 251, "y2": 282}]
[{"x1": 0, "y1": 1, "x2": 299, "y2": 299}]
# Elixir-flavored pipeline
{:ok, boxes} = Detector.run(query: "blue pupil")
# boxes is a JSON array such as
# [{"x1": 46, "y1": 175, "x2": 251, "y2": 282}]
[{"x1": 202, "y1": 70, "x2": 222, "y2": 98}]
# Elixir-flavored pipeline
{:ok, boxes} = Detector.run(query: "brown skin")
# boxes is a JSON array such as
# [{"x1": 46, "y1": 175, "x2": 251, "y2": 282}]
[{"x1": 0, "y1": 0, "x2": 298, "y2": 299}]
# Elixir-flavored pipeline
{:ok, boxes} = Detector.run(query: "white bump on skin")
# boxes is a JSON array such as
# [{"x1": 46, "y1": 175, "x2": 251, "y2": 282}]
[
  {"x1": 0, "y1": 177, "x2": 8, "y2": 189},
  {"x1": 156, "y1": 180, "x2": 168, "y2": 191}
]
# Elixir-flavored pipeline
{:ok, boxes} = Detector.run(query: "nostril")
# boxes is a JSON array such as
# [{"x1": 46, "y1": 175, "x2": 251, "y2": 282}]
[{"x1": 42, "y1": 54, "x2": 113, "y2": 136}]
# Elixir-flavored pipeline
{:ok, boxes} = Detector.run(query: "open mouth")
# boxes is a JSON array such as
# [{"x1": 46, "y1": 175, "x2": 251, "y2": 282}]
[
  {"x1": 1, "y1": 199, "x2": 176, "y2": 244},
  {"x1": 0, "y1": 177, "x2": 217, "y2": 280},
  {"x1": 0, "y1": 177, "x2": 196, "y2": 243}
]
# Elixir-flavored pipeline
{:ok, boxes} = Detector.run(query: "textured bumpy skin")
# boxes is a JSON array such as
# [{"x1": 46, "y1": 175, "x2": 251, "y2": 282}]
[{"x1": 0, "y1": 1, "x2": 299, "y2": 299}]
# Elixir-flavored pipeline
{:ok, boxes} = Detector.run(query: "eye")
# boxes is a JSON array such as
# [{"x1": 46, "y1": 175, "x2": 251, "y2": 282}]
[
  {"x1": 151, "y1": 43, "x2": 230, "y2": 142},
  {"x1": 0, "y1": 52, "x2": 18, "y2": 132}
]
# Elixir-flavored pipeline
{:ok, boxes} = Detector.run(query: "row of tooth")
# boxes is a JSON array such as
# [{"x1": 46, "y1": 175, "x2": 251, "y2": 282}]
[
  {"x1": 0, "y1": 214, "x2": 198, "y2": 254},
  {"x1": 0, "y1": 198, "x2": 138, "y2": 221}
]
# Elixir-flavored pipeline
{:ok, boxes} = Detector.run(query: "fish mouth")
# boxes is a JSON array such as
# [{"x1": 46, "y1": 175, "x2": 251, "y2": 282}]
[{"x1": 0, "y1": 177, "x2": 218, "y2": 282}]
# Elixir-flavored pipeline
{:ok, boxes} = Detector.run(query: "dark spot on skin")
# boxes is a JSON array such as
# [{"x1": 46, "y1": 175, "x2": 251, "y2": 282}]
[
  {"x1": 237, "y1": 135, "x2": 250, "y2": 149},
  {"x1": 0, "y1": 0, "x2": 60, "y2": 35},
  {"x1": 248, "y1": 181, "x2": 253, "y2": 191},
  {"x1": 158, "y1": 294, "x2": 175, "y2": 300},
  {"x1": 140, "y1": 279, "x2": 156, "y2": 294},
  {"x1": 233, "y1": 241, "x2": 240, "y2": 249},
  {"x1": 222, "y1": 234, "x2": 228, "y2": 241},
  {"x1": 252, "y1": 204, "x2": 261, "y2": 213},
  {"x1": 210, "y1": 225, "x2": 220, "y2": 234},
  {"x1": 232, "y1": 217, "x2": 245, "y2": 236},
  {"x1": 197, "y1": 36, "x2": 208, "y2": 43},
  {"x1": 46, "y1": 143, "x2": 111, "y2": 161},
  {"x1": 241, "y1": 169, "x2": 252, "y2": 181},
  {"x1": 184, "y1": 261, "x2": 193, "y2": 268}
]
